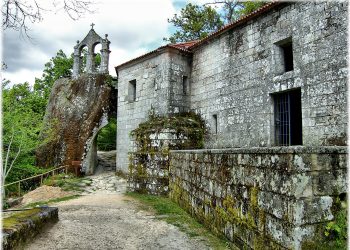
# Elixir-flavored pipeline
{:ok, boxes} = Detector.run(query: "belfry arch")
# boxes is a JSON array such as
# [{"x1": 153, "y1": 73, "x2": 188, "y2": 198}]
[{"x1": 73, "y1": 23, "x2": 110, "y2": 78}]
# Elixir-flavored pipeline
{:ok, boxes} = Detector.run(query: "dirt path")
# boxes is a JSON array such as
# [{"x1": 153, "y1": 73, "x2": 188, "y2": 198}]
[{"x1": 25, "y1": 171, "x2": 212, "y2": 250}]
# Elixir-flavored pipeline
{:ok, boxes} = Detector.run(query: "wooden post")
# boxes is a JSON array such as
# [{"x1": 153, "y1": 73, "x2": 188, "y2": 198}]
[
  {"x1": 18, "y1": 182, "x2": 21, "y2": 196},
  {"x1": 40, "y1": 175, "x2": 43, "y2": 184}
]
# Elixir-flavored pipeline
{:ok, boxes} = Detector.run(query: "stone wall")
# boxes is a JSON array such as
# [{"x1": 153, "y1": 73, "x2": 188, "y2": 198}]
[
  {"x1": 128, "y1": 113, "x2": 205, "y2": 195},
  {"x1": 116, "y1": 49, "x2": 192, "y2": 172},
  {"x1": 190, "y1": 1, "x2": 348, "y2": 148},
  {"x1": 3, "y1": 207, "x2": 59, "y2": 250},
  {"x1": 169, "y1": 147, "x2": 347, "y2": 249}
]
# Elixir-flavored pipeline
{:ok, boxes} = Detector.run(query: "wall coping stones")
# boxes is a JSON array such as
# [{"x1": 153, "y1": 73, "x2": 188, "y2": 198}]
[{"x1": 170, "y1": 146, "x2": 347, "y2": 154}]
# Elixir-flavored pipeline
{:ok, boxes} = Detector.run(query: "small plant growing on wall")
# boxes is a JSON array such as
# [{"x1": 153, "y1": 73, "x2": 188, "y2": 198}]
[{"x1": 128, "y1": 111, "x2": 207, "y2": 195}]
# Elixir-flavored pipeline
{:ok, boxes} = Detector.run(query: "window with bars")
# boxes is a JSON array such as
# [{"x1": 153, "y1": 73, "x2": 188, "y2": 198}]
[{"x1": 273, "y1": 89, "x2": 302, "y2": 146}]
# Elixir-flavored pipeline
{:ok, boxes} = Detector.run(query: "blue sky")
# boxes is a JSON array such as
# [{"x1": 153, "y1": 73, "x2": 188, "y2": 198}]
[{"x1": 2, "y1": 0, "x2": 208, "y2": 86}]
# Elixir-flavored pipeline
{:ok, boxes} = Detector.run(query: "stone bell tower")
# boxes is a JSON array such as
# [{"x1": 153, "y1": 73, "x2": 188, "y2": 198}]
[{"x1": 72, "y1": 24, "x2": 111, "y2": 78}]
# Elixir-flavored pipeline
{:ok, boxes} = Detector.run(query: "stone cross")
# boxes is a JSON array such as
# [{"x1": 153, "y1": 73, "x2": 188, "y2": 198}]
[{"x1": 90, "y1": 23, "x2": 95, "y2": 29}]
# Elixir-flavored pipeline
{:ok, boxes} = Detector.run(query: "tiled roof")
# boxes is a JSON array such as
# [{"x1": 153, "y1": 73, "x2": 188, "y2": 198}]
[
  {"x1": 169, "y1": 40, "x2": 198, "y2": 50},
  {"x1": 115, "y1": 43, "x2": 193, "y2": 70},
  {"x1": 115, "y1": 1, "x2": 282, "y2": 70}
]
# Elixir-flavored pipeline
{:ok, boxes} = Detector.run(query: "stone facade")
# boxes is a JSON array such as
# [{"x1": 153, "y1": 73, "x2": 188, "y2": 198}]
[
  {"x1": 169, "y1": 147, "x2": 347, "y2": 249},
  {"x1": 116, "y1": 49, "x2": 192, "y2": 171},
  {"x1": 115, "y1": 2, "x2": 348, "y2": 249},
  {"x1": 190, "y1": 2, "x2": 347, "y2": 149},
  {"x1": 116, "y1": 1, "x2": 348, "y2": 173}
]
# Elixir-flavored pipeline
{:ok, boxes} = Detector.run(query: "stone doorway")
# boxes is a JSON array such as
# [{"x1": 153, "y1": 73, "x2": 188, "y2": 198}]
[{"x1": 92, "y1": 117, "x2": 117, "y2": 175}]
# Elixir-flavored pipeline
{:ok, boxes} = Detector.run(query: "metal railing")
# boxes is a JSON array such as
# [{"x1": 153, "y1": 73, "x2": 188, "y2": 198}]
[{"x1": 3, "y1": 165, "x2": 69, "y2": 197}]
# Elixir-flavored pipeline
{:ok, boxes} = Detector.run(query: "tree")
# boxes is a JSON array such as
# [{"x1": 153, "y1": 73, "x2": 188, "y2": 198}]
[
  {"x1": 34, "y1": 49, "x2": 101, "y2": 100},
  {"x1": 237, "y1": 1, "x2": 266, "y2": 17},
  {"x1": 205, "y1": 0, "x2": 242, "y2": 24},
  {"x1": 2, "y1": 0, "x2": 94, "y2": 36},
  {"x1": 34, "y1": 49, "x2": 73, "y2": 100},
  {"x1": 97, "y1": 118, "x2": 117, "y2": 151},
  {"x1": 165, "y1": 1, "x2": 266, "y2": 43},
  {"x1": 165, "y1": 3, "x2": 223, "y2": 43},
  {"x1": 2, "y1": 81, "x2": 45, "y2": 186}
]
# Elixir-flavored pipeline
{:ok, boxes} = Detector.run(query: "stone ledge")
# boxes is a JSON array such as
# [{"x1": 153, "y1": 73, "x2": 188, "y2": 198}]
[
  {"x1": 2, "y1": 207, "x2": 58, "y2": 250},
  {"x1": 170, "y1": 146, "x2": 347, "y2": 154}
]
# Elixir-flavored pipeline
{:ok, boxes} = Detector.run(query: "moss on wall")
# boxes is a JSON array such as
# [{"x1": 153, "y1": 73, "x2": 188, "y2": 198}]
[{"x1": 128, "y1": 112, "x2": 206, "y2": 195}]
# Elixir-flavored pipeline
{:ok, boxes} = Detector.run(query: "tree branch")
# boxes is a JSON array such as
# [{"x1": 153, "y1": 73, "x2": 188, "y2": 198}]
[
  {"x1": 4, "y1": 127, "x2": 15, "y2": 175},
  {"x1": 2, "y1": 0, "x2": 95, "y2": 37}
]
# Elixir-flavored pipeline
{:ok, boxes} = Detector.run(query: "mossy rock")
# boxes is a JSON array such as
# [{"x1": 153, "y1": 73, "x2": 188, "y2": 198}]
[{"x1": 2, "y1": 207, "x2": 58, "y2": 250}]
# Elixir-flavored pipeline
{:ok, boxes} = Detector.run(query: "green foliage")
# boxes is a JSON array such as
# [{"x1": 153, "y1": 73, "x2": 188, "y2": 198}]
[
  {"x1": 127, "y1": 192, "x2": 230, "y2": 249},
  {"x1": 237, "y1": 1, "x2": 266, "y2": 17},
  {"x1": 23, "y1": 195, "x2": 81, "y2": 208},
  {"x1": 34, "y1": 49, "x2": 102, "y2": 101},
  {"x1": 34, "y1": 50, "x2": 73, "y2": 100},
  {"x1": 97, "y1": 117, "x2": 117, "y2": 151},
  {"x1": 2, "y1": 81, "x2": 47, "y2": 185},
  {"x1": 43, "y1": 173, "x2": 92, "y2": 192},
  {"x1": 165, "y1": 3, "x2": 223, "y2": 43},
  {"x1": 302, "y1": 197, "x2": 347, "y2": 250},
  {"x1": 4, "y1": 164, "x2": 48, "y2": 197},
  {"x1": 324, "y1": 198, "x2": 347, "y2": 249},
  {"x1": 130, "y1": 111, "x2": 207, "y2": 151},
  {"x1": 165, "y1": 1, "x2": 267, "y2": 43}
]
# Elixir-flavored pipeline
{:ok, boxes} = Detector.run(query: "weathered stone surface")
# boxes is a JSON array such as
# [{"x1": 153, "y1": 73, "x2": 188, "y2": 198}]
[
  {"x1": 169, "y1": 147, "x2": 347, "y2": 249},
  {"x1": 116, "y1": 1, "x2": 348, "y2": 172},
  {"x1": 2, "y1": 207, "x2": 58, "y2": 250},
  {"x1": 97, "y1": 150, "x2": 117, "y2": 171},
  {"x1": 35, "y1": 74, "x2": 114, "y2": 174},
  {"x1": 128, "y1": 113, "x2": 205, "y2": 195}
]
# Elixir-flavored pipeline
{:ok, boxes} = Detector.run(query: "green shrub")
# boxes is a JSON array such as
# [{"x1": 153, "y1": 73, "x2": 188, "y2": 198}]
[{"x1": 97, "y1": 117, "x2": 117, "y2": 151}]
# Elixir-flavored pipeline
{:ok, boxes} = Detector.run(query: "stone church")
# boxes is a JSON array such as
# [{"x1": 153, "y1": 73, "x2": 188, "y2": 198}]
[
  {"x1": 115, "y1": 1, "x2": 347, "y2": 172},
  {"x1": 112, "y1": 2, "x2": 347, "y2": 247}
]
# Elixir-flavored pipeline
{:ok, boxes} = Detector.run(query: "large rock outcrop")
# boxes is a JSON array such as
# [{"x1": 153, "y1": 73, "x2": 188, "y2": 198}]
[{"x1": 36, "y1": 74, "x2": 115, "y2": 174}]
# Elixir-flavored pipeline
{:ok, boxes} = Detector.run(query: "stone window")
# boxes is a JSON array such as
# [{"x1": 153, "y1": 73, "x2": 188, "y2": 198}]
[
  {"x1": 182, "y1": 75, "x2": 189, "y2": 95},
  {"x1": 128, "y1": 79, "x2": 136, "y2": 102},
  {"x1": 274, "y1": 37, "x2": 294, "y2": 74},
  {"x1": 273, "y1": 88, "x2": 302, "y2": 146},
  {"x1": 212, "y1": 114, "x2": 218, "y2": 134}
]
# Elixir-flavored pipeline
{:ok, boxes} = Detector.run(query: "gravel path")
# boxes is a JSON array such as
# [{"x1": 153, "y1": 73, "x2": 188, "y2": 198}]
[{"x1": 25, "y1": 170, "x2": 212, "y2": 250}]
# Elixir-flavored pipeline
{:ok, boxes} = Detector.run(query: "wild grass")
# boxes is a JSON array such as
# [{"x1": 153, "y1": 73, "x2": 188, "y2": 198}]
[
  {"x1": 127, "y1": 192, "x2": 231, "y2": 250},
  {"x1": 23, "y1": 195, "x2": 81, "y2": 208}
]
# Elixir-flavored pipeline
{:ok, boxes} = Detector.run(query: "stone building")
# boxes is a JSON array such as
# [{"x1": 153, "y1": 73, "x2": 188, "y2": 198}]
[
  {"x1": 113, "y1": 2, "x2": 347, "y2": 248},
  {"x1": 115, "y1": 1, "x2": 347, "y2": 172}
]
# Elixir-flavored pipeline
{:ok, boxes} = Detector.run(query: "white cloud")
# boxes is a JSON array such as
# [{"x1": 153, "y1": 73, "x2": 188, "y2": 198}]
[{"x1": 3, "y1": 0, "x2": 176, "y2": 85}]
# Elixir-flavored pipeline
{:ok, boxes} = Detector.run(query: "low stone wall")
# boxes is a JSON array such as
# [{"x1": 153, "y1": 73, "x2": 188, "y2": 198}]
[
  {"x1": 128, "y1": 112, "x2": 206, "y2": 195},
  {"x1": 128, "y1": 151, "x2": 169, "y2": 195},
  {"x1": 169, "y1": 146, "x2": 347, "y2": 249},
  {"x1": 2, "y1": 207, "x2": 59, "y2": 250}
]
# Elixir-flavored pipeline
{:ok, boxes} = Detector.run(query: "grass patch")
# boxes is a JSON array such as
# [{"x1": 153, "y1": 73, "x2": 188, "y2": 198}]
[
  {"x1": 23, "y1": 195, "x2": 81, "y2": 208},
  {"x1": 43, "y1": 173, "x2": 92, "y2": 192},
  {"x1": 127, "y1": 192, "x2": 230, "y2": 249}
]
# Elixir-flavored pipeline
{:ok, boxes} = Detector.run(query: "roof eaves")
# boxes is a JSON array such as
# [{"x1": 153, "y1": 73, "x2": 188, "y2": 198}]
[
  {"x1": 115, "y1": 44, "x2": 192, "y2": 70},
  {"x1": 189, "y1": 1, "x2": 282, "y2": 50}
]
